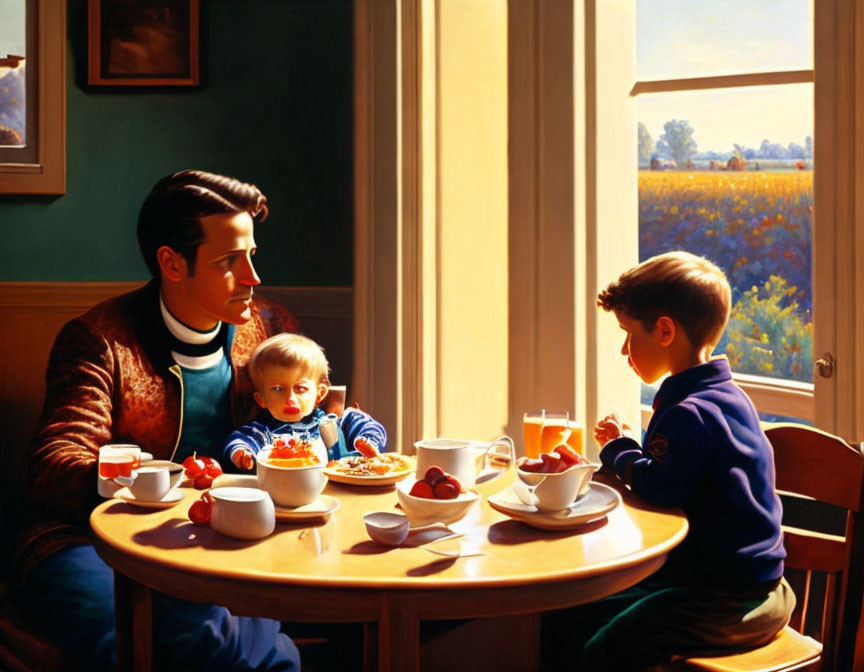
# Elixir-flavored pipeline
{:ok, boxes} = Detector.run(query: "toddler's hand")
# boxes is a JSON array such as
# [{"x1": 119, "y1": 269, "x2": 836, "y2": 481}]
[
  {"x1": 593, "y1": 413, "x2": 634, "y2": 447},
  {"x1": 231, "y1": 447, "x2": 256, "y2": 471},
  {"x1": 354, "y1": 437, "x2": 379, "y2": 457}
]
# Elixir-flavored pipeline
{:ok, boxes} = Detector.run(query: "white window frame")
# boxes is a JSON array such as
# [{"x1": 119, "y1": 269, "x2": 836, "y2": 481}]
[
  {"x1": 591, "y1": 0, "x2": 864, "y2": 440},
  {"x1": 353, "y1": 0, "x2": 864, "y2": 458}
]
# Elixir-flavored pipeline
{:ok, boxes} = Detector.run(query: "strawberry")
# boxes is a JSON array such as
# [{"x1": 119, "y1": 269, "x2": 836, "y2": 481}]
[
  {"x1": 409, "y1": 480, "x2": 435, "y2": 499},
  {"x1": 423, "y1": 466, "x2": 446, "y2": 486},
  {"x1": 433, "y1": 480, "x2": 460, "y2": 500},
  {"x1": 188, "y1": 492, "x2": 212, "y2": 524}
]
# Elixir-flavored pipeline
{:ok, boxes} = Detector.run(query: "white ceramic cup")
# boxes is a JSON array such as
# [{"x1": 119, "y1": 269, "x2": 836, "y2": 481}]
[
  {"x1": 513, "y1": 461, "x2": 599, "y2": 512},
  {"x1": 415, "y1": 436, "x2": 515, "y2": 487},
  {"x1": 209, "y1": 487, "x2": 276, "y2": 540},
  {"x1": 115, "y1": 466, "x2": 183, "y2": 502},
  {"x1": 414, "y1": 438, "x2": 477, "y2": 486}
]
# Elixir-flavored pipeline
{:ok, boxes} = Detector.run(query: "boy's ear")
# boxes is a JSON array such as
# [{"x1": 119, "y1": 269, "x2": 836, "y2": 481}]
[
  {"x1": 316, "y1": 383, "x2": 330, "y2": 406},
  {"x1": 655, "y1": 316, "x2": 676, "y2": 347},
  {"x1": 156, "y1": 245, "x2": 188, "y2": 282},
  {"x1": 253, "y1": 391, "x2": 267, "y2": 409}
]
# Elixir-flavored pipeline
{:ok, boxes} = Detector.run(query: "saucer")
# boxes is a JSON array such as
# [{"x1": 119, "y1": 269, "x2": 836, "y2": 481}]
[
  {"x1": 212, "y1": 475, "x2": 338, "y2": 522},
  {"x1": 113, "y1": 487, "x2": 184, "y2": 509},
  {"x1": 274, "y1": 495, "x2": 339, "y2": 522},
  {"x1": 487, "y1": 482, "x2": 620, "y2": 530}
]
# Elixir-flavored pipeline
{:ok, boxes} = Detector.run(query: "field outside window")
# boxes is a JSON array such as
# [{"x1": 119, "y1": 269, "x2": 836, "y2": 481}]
[{"x1": 636, "y1": 0, "x2": 814, "y2": 422}]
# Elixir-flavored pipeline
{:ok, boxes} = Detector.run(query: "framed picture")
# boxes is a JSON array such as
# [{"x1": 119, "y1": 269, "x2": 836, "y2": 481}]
[
  {"x1": 88, "y1": 0, "x2": 200, "y2": 87},
  {"x1": 0, "y1": 0, "x2": 65, "y2": 194}
]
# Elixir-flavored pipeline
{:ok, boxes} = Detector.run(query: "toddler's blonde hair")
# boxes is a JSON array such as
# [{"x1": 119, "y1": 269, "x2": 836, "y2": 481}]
[{"x1": 248, "y1": 333, "x2": 331, "y2": 390}]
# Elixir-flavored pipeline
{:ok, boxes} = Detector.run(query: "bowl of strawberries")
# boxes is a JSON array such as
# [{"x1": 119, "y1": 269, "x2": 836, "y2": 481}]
[
  {"x1": 514, "y1": 445, "x2": 599, "y2": 511},
  {"x1": 256, "y1": 436, "x2": 327, "y2": 508},
  {"x1": 395, "y1": 466, "x2": 479, "y2": 526}
]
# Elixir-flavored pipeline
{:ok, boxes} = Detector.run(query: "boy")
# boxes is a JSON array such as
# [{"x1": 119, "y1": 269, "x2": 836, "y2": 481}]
[
  {"x1": 223, "y1": 333, "x2": 387, "y2": 470},
  {"x1": 545, "y1": 251, "x2": 794, "y2": 671}
]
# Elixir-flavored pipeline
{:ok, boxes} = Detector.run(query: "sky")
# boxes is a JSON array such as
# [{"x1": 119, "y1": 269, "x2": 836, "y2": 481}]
[
  {"x1": 637, "y1": 0, "x2": 813, "y2": 152},
  {"x1": 0, "y1": 3, "x2": 25, "y2": 57}
]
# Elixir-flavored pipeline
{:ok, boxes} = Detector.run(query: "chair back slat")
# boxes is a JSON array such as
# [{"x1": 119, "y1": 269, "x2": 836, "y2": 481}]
[
  {"x1": 765, "y1": 424, "x2": 864, "y2": 672},
  {"x1": 767, "y1": 425, "x2": 864, "y2": 510},
  {"x1": 782, "y1": 528, "x2": 847, "y2": 574}
]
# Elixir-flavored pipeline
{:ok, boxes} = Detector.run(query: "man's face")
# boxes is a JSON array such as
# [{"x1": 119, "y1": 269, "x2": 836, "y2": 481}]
[
  {"x1": 616, "y1": 311, "x2": 670, "y2": 385},
  {"x1": 173, "y1": 211, "x2": 260, "y2": 329},
  {"x1": 253, "y1": 365, "x2": 328, "y2": 423}
]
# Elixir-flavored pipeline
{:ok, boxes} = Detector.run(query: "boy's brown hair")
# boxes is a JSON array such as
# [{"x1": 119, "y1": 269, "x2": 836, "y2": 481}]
[
  {"x1": 248, "y1": 333, "x2": 331, "y2": 389},
  {"x1": 597, "y1": 251, "x2": 731, "y2": 349}
]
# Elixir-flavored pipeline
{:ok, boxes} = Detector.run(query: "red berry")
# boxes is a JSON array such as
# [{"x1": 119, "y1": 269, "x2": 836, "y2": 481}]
[
  {"x1": 194, "y1": 474, "x2": 214, "y2": 489},
  {"x1": 182, "y1": 454, "x2": 205, "y2": 478},
  {"x1": 188, "y1": 493, "x2": 212, "y2": 524},
  {"x1": 423, "y1": 466, "x2": 446, "y2": 486},
  {"x1": 433, "y1": 480, "x2": 459, "y2": 500},
  {"x1": 519, "y1": 458, "x2": 544, "y2": 473},
  {"x1": 540, "y1": 453, "x2": 560, "y2": 473},
  {"x1": 441, "y1": 474, "x2": 464, "y2": 493},
  {"x1": 409, "y1": 480, "x2": 435, "y2": 499}
]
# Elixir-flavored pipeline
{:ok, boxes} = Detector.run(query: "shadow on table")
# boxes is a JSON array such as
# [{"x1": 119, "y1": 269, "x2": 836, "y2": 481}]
[
  {"x1": 486, "y1": 517, "x2": 608, "y2": 545},
  {"x1": 130, "y1": 517, "x2": 271, "y2": 551}
]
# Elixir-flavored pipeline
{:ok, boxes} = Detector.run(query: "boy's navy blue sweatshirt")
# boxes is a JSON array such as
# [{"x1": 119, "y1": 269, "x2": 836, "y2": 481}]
[{"x1": 600, "y1": 357, "x2": 785, "y2": 586}]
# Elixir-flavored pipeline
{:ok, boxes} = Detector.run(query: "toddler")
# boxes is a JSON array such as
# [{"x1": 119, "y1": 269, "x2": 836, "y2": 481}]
[{"x1": 223, "y1": 333, "x2": 387, "y2": 470}]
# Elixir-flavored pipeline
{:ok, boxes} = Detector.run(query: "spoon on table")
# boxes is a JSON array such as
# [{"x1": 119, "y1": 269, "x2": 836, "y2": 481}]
[{"x1": 363, "y1": 511, "x2": 458, "y2": 547}]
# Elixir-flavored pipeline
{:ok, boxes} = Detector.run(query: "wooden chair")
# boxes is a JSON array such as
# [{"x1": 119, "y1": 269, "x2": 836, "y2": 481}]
[{"x1": 678, "y1": 423, "x2": 864, "y2": 672}]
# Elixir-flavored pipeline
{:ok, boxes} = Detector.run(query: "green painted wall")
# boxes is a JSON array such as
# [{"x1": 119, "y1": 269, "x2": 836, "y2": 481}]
[{"x1": 0, "y1": 0, "x2": 353, "y2": 286}]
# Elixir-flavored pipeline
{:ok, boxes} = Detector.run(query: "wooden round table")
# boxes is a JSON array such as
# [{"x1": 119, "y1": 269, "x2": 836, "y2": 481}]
[{"x1": 91, "y1": 469, "x2": 687, "y2": 672}]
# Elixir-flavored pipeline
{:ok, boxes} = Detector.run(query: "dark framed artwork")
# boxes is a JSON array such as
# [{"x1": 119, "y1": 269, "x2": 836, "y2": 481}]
[
  {"x1": 88, "y1": 0, "x2": 200, "y2": 87},
  {"x1": 0, "y1": 0, "x2": 65, "y2": 194}
]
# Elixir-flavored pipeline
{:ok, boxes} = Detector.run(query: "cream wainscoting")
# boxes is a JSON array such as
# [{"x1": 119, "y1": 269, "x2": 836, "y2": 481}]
[{"x1": 0, "y1": 282, "x2": 352, "y2": 468}]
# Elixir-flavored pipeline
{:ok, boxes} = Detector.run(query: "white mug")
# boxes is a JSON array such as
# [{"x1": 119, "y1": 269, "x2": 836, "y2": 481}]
[
  {"x1": 209, "y1": 487, "x2": 276, "y2": 540},
  {"x1": 415, "y1": 436, "x2": 515, "y2": 487},
  {"x1": 414, "y1": 438, "x2": 477, "y2": 486},
  {"x1": 114, "y1": 466, "x2": 182, "y2": 502}
]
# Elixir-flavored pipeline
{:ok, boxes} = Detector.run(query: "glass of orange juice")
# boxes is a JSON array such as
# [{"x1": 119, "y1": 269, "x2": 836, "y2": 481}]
[
  {"x1": 98, "y1": 444, "x2": 142, "y2": 497},
  {"x1": 540, "y1": 413, "x2": 571, "y2": 454},
  {"x1": 565, "y1": 420, "x2": 584, "y2": 456},
  {"x1": 522, "y1": 410, "x2": 545, "y2": 459}
]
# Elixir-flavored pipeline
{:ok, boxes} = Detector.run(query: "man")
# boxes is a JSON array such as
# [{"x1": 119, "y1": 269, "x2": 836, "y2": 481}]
[{"x1": 12, "y1": 170, "x2": 301, "y2": 670}]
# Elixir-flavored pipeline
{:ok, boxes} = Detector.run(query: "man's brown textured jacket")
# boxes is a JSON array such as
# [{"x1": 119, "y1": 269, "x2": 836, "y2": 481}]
[{"x1": 14, "y1": 280, "x2": 298, "y2": 579}]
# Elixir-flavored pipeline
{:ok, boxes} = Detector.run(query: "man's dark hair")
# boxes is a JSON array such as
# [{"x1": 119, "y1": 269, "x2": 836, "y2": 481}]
[{"x1": 137, "y1": 170, "x2": 269, "y2": 278}]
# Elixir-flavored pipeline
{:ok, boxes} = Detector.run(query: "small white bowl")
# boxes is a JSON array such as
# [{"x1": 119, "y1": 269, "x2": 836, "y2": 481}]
[
  {"x1": 364, "y1": 511, "x2": 412, "y2": 546},
  {"x1": 256, "y1": 448, "x2": 327, "y2": 508},
  {"x1": 395, "y1": 478, "x2": 479, "y2": 526}
]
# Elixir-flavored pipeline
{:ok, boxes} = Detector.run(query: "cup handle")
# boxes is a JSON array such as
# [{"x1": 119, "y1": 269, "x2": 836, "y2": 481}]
[
  {"x1": 476, "y1": 435, "x2": 516, "y2": 484},
  {"x1": 485, "y1": 435, "x2": 515, "y2": 469}
]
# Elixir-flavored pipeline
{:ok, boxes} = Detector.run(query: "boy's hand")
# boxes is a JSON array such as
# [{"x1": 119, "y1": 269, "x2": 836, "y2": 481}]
[
  {"x1": 593, "y1": 413, "x2": 634, "y2": 447},
  {"x1": 231, "y1": 447, "x2": 256, "y2": 471}
]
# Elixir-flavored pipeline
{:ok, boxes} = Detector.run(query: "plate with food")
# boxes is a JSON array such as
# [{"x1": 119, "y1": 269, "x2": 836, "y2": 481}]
[{"x1": 323, "y1": 453, "x2": 415, "y2": 486}]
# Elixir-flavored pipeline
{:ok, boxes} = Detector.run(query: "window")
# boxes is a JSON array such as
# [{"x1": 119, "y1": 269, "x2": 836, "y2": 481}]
[
  {"x1": 634, "y1": 0, "x2": 814, "y2": 422},
  {"x1": 0, "y1": 0, "x2": 65, "y2": 195}
]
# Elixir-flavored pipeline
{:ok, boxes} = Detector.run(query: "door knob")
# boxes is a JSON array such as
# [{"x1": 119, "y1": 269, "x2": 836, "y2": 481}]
[{"x1": 814, "y1": 353, "x2": 835, "y2": 379}]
